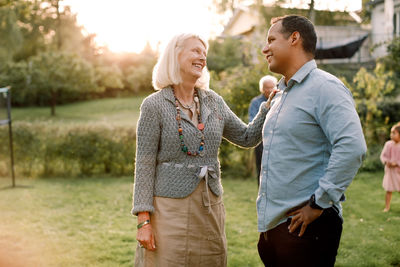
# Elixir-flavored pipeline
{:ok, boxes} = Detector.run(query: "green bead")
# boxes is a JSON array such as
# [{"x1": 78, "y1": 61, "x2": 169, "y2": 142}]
[{"x1": 182, "y1": 146, "x2": 188, "y2": 152}]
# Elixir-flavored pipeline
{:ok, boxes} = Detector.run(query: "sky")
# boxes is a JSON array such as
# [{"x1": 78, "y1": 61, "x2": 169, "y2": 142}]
[
  {"x1": 62, "y1": 0, "x2": 223, "y2": 53},
  {"x1": 62, "y1": 0, "x2": 362, "y2": 54}
]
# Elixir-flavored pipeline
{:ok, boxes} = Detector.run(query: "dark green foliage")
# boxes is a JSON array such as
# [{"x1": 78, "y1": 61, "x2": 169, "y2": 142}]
[
  {"x1": 0, "y1": 123, "x2": 135, "y2": 177},
  {"x1": 207, "y1": 37, "x2": 244, "y2": 73},
  {"x1": 381, "y1": 36, "x2": 400, "y2": 96},
  {"x1": 359, "y1": 144, "x2": 384, "y2": 172},
  {"x1": 347, "y1": 37, "x2": 400, "y2": 171},
  {"x1": 378, "y1": 99, "x2": 400, "y2": 125},
  {"x1": 319, "y1": 62, "x2": 375, "y2": 86},
  {"x1": 211, "y1": 58, "x2": 277, "y2": 177}
]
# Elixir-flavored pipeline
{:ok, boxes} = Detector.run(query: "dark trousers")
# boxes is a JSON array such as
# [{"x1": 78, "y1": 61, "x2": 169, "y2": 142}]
[
  {"x1": 257, "y1": 207, "x2": 343, "y2": 267},
  {"x1": 254, "y1": 143, "x2": 263, "y2": 187}
]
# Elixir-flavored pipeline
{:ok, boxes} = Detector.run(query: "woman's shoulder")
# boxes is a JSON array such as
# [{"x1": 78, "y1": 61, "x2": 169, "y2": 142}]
[
  {"x1": 141, "y1": 89, "x2": 168, "y2": 109},
  {"x1": 200, "y1": 88, "x2": 223, "y2": 102}
]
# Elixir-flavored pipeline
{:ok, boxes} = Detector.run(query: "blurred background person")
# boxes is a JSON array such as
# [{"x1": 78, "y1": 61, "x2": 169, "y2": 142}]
[{"x1": 380, "y1": 122, "x2": 400, "y2": 212}]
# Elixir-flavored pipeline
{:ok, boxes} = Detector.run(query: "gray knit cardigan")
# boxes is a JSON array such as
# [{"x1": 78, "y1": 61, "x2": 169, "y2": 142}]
[{"x1": 132, "y1": 87, "x2": 268, "y2": 215}]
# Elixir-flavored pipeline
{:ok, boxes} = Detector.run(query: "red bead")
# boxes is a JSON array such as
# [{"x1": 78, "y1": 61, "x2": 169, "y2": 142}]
[
  {"x1": 187, "y1": 151, "x2": 191, "y2": 155},
  {"x1": 197, "y1": 123, "x2": 204, "y2": 130},
  {"x1": 178, "y1": 128, "x2": 183, "y2": 133}
]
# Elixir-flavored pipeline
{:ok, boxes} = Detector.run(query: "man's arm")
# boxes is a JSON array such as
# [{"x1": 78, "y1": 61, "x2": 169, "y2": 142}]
[
  {"x1": 313, "y1": 80, "x2": 366, "y2": 208},
  {"x1": 288, "y1": 80, "x2": 366, "y2": 236}
]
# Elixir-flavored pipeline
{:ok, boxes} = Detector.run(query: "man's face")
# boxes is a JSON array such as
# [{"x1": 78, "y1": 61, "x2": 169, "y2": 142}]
[
  {"x1": 262, "y1": 80, "x2": 276, "y2": 98},
  {"x1": 262, "y1": 21, "x2": 291, "y2": 75}
]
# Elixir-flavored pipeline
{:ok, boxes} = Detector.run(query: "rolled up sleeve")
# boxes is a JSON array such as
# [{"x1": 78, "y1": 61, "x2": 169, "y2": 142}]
[{"x1": 314, "y1": 81, "x2": 367, "y2": 208}]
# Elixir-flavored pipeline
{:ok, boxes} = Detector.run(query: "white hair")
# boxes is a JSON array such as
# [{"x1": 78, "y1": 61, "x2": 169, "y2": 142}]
[
  {"x1": 152, "y1": 33, "x2": 210, "y2": 91},
  {"x1": 259, "y1": 75, "x2": 278, "y2": 93}
]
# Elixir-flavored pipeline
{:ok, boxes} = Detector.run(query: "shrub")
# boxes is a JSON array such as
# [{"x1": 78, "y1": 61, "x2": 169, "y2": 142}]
[
  {"x1": 359, "y1": 143, "x2": 384, "y2": 172},
  {"x1": 211, "y1": 59, "x2": 276, "y2": 178},
  {"x1": 0, "y1": 122, "x2": 135, "y2": 178}
]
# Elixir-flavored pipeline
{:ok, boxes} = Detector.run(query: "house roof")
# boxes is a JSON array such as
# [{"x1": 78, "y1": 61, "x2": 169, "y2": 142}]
[
  {"x1": 222, "y1": 4, "x2": 361, "y2": 37},
  {"x1": 222, "y1": 7, "x2": 257, "y2": 36}
]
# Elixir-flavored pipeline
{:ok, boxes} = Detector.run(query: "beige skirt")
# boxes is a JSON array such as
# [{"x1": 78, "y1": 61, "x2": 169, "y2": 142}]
[{"x1": 135, "y1": 180, "x2": 227, "y2": 267}]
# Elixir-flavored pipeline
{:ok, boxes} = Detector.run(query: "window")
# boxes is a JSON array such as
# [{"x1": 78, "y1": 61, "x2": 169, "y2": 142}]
[{"x1": 394, "y1": 11, "x2": 400, "y2": 36}]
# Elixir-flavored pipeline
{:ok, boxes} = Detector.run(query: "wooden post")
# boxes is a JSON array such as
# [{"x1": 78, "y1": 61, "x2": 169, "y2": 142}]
[
  {"x1": 0, "y1": 87, "x2": 15, "y2": 187},
  {"x1": 6, "y1": 88, "x2": 15, "y2": 187}
]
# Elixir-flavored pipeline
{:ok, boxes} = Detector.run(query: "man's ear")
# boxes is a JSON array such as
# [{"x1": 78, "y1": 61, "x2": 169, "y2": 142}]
[{"x1": 290, "y1": 31, "x2": 301, "y2": 46}]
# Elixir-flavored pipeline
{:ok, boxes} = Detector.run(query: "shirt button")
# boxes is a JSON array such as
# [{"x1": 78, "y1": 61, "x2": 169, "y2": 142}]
[
  {"x1": 329, "y1": 201, "x2": 333, "y2": 205},
  {"x1": 262, "y1": 193, "x2": 265, "y2": 196},
  {"x1": 269, "y1": 130, "x2": 273, "y2": 134}
]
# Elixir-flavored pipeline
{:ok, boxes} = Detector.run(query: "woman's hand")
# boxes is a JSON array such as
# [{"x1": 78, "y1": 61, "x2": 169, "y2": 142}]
[
  {"x1": 265, "y1": 89, "x2": 280, "y2": 109},
  {"x1": 137, "y1": 212, "x2": 156, "y2": 251}
]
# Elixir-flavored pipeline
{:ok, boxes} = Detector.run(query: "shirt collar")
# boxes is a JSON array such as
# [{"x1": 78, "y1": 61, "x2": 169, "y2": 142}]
[{"x1": 277, "y1": 59, "x2": 317, "y2": 91}]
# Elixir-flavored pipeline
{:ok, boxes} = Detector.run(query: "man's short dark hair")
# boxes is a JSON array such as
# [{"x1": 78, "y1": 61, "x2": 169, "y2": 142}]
[{"x1": 271, "y1": 15, "x2": 317, "y2": 56}]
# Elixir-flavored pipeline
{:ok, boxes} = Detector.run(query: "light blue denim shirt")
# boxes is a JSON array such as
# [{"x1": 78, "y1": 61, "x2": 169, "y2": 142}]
[{"x1": 257, "y1": 60, "x2": 367, "y2": 232}]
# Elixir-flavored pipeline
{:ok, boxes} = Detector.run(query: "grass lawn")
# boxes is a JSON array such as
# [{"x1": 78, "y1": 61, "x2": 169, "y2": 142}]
[
  {"x1": 1, "y1": 172, "x2": 399, "y2": 266},
  {"x1": 11, "y1": 96, "x2": 145, "y2": 126}
]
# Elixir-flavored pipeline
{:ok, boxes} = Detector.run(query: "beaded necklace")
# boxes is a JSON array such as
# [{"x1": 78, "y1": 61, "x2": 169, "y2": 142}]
[{"x1": 173, "y1": 88, "x2": 205, "y2": 156}]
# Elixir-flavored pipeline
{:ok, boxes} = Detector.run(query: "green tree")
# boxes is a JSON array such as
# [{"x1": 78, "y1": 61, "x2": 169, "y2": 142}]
[
  {"x1": 29, "y1": 51, "x2": 99, "y2": 115},
  {"x1": 95, "y1": 65, "x2": 124, "y2": 92},
  {"x1": 122, "y1": 43, "x2": 157, "y2": 93},
  {"x1": 211, "y1": 57, "x2": 278, "y2": 176},
  {"x1": 207, "y1": 37, "x2": 244, "y2": 74},
  {"x1": 0, "y1": 61, "x2": 30, "y2": 105},
  {"x1": 380, "y1": 37, "x2": 400, "y2": 96},
  {"x1": 0, "y1": 1, "x2": 23, "y2": 61},
  {"x1": 348, "y1": 63, "x2": 395, "y2": 146}
]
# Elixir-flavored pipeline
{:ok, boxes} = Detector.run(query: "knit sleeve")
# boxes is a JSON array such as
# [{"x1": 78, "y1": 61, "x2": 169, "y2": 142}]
[
  {"x1": 132, "y1": 97, "x2": 160, "y2": 215},
  {"x1": 218, "y1": 95, "x2": 268, "y2": 148}
]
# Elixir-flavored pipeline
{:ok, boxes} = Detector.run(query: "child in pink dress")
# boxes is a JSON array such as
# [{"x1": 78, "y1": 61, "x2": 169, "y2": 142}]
[{"x1": 380, "y1": 123, "x2": 400, "y2": 212}]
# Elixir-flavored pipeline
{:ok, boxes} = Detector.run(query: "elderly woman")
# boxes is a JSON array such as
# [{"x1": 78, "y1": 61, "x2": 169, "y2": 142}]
[{"x1": 132, "y1": 33, "x2": 276, "y2": 266}]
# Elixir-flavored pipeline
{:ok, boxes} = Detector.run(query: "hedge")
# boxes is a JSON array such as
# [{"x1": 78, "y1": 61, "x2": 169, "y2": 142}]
[{"x1": 0, "y1": 122, "x2": 135, "y2": 178}]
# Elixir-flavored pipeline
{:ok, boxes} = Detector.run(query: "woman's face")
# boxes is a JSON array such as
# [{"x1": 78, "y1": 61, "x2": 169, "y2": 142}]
[
  {"x1": 177, "y1": 38, "x2": 207, "y2": 82},
  {"x1": 390, "y1": 127, "x2": 400, "y2": 143}
]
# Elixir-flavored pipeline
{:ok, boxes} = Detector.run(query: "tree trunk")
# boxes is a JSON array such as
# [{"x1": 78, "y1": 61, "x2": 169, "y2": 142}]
[
  {"x1": 56, "y1": 0, "x2": 62, "y2": 50},
  {"x1": 51, "y1": 90, "x2": 56, "y2": 116},
  {"x1": 308, "y1": 0, "x2": 315, "y2": 24}
]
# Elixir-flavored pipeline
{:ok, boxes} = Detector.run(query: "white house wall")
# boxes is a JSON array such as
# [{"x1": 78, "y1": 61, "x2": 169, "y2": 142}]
[
  {"x1": 315, "y1": 25, "x2": 371, "y2": 63},
  {"x1": 371, "y1": 0, "x2": 400, "y2": 58}
]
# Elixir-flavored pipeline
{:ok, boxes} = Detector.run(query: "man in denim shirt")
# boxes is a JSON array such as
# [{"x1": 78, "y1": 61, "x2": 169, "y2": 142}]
[
  {"x1": 257, "y1": 15, "x2": 367, "y2": 267},
  {"x1": 249, "y1": 75, "x2": 278, "y2": 186}
]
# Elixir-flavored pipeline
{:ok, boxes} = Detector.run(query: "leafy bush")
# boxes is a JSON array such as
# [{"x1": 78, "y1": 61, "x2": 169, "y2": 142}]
[
  {"x1": 207, "y1": 37, "x2": 244, "y2": 74},
  {"x1": 359, "y1": 143, "x2": 384, "y2": 172},
  {"x1": 0, "y1": 122, "x2": 135, "y2": 177}
]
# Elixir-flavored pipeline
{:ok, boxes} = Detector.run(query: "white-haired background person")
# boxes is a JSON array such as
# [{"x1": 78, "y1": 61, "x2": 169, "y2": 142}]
[
  {"x1": 248, "y1": 75, "x2": 278, "y2": 187},
  {"x1": 131, "y1": 33, "x2": 277, "y2": 266}
]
